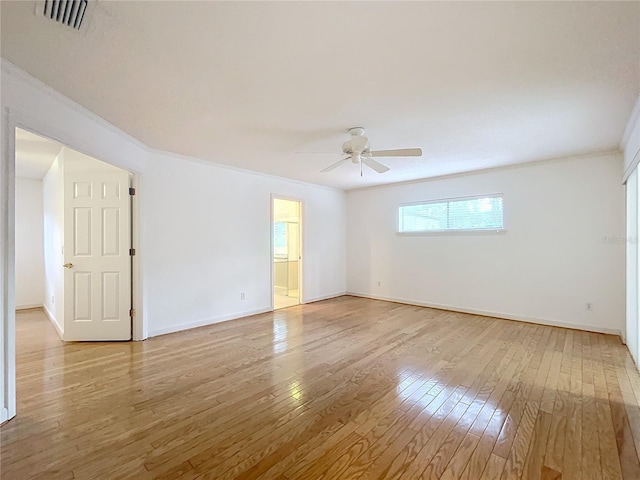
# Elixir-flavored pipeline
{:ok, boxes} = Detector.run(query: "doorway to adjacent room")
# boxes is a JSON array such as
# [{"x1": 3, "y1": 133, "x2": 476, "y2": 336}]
[{"x1": 272, "y1": 197, "x2": 302, "y2": 310}]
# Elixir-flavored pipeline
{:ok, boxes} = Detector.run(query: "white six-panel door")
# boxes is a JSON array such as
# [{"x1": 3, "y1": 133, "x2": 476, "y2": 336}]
[{"x1": 63, "y1": 172, "x2": 131, "y2": 341}]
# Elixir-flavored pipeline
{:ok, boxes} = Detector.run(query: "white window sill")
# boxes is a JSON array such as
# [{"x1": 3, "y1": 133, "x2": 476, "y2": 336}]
[{"x1": 396, "y1": 228, "x2": 507, "y2": 237}]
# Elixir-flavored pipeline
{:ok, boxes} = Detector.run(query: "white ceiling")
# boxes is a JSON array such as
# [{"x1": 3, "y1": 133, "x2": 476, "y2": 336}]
[
  {"x1": 15, "y1": 128, "x2": 62, "y2": 180},
  {"x1": 2, "y1": 1, "x2": 639, "y2": 190}
]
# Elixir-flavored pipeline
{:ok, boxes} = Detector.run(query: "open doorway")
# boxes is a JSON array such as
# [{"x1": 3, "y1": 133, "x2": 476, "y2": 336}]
[
  {"x1": 15, "y1": 127, "x2": 134, "y2": 341},
  {"x1": 272, "y1": 197, "x2": 302, "y2": 310}
]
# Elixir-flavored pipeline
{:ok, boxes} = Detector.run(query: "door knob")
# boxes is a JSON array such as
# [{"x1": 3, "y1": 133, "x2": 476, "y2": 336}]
[{"x1": 63, "y1": 263, "x2": 73, "y2": 269}]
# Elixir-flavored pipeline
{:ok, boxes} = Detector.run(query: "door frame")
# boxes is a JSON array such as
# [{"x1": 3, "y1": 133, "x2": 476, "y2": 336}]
[
  {"x1": 270, "y1": 194, "x2": 304, "y2": 311},
  {"x1": 1, "y1": 108, "x2": 145, "y2": 422}
]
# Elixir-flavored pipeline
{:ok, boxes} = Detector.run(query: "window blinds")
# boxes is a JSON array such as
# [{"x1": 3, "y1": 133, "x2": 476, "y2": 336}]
[{"x1": 399, "y1": 195, "x2": 504, "y2": 233}]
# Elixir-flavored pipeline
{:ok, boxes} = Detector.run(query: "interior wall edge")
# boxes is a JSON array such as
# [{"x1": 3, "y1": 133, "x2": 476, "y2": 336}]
[
  {"x1": 42, "y1": 303, "x2": 63, "y2": 339},
  {"x1": 621, "y1": 95, "x2": 640, "y2": 150},
  {"x1": 624, "y1": 148, "x2": 640, "y2": 183},
  {"x1": 622, "y1": 94, "x2": 640, "y2": 178},
  {"x1": 1, "y1": 103, "x2": 18, "y2": 421}
]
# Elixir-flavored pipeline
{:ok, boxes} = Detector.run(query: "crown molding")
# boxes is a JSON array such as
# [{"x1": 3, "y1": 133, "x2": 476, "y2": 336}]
[
  {"x1": 2, "y1": 58, "x2": 345, "y2": 194},
  {"x1": 1, "y1": 58, "x2": 148, "y2": 152},
  {"x1": 149, "y1": 148, "x2": 345, "y2": 193},
  {"x1": 347, "y1": 149, "x2": 622, "y2": 193}
]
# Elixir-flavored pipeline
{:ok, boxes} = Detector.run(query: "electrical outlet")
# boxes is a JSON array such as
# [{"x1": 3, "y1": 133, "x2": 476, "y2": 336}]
[
  {"x1": 241, "y1": 292, "x2": 245, "y2": 300},
  {"x1": 586, "y1": 303, "x2": 593, "y2": 311}
]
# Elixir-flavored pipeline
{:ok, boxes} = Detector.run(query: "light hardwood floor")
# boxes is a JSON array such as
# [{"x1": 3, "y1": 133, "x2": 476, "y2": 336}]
[
  {"x1": 2, "y1": 297, "x2": 640, "y2": 479},
  {"x1": 274, "y1": 294, "x2": 300, "y2": 310}
]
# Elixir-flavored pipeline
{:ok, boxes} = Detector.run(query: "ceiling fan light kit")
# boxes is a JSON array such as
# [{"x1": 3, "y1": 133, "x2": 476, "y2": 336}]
[{"x1": 320, "y1": 127, "x2": 423, "y2": 176}]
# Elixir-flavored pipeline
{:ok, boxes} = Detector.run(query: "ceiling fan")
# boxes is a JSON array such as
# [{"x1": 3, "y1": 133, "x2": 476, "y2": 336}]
[{"x1": 320, "y1": 127, "x2": 422, "y2": 176}]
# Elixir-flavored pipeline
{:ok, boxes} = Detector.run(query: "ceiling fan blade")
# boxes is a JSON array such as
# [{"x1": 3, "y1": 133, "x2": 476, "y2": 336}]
[
  {"x1": 321, "y1": 156, "x2": 350, "y2": 172},
  {"x1": 362, "y1": 156, "x2": 390, "y2": 173},
  {"x1": 370, "y1": 148, "x2": 422, "y2": 157}
]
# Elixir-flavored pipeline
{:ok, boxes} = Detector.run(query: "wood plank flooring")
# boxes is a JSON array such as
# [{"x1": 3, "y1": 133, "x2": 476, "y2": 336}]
[{"x1": 1, "y1": 296, "x2": 639, "y2": 479}]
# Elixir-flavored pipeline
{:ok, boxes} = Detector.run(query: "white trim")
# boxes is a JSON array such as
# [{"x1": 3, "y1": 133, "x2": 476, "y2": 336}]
[
  {"x1": 1, "y1": 60, "x2": 342, "y2": 196},
  {"x1": 1, "y1": 107, "x2": 17, "y2": 421},
  {"x1": 622, "y1": 97, "x2": 640, "y2": 182},
  {"x1": 348, "y1": 150, "x2": 622, "y2": 193},
  {"x1": 15, "y1": 304, "x2": 43, "y2": 310},
  {"x1": 42, "y1": 304, "x2": 63, "y2": 339},
  {"x1": 624, "y1": 148, "x2": 640, "y2": 184},
  {"x1": 0, "y1": 59, "x2": 147, "y2": 151},
  {"x1": 303, "y1": 292, "x2": 347, "y2": 304},
  {"x1": 621, "y1": 96, "x2": 640, "y2": 152},
  {"x1": 148, "y1": 307, "x2": 273, "y2": 338},
  {"x1": 346, "y1": 292, "x2": 623, "y2": 337},
  {"x1": 130, "y1": 173, "x2": 145, "y2": 341},
  {"x1": 399, "y1": 192, "x2": 504, "y2": 207},
  {"x1": 397, "y1": 229, "x2": 507, "y2": 237},
  {"x1": 0, "y1": 407, "x2": 8, "y2": 425},
  {"x1": 152, "y1": 292, "x2": 345, "y2": 337},
  {"x1": 153, "y1": 148, "x2": 343, "y2": 193},
  {"x1": 270, "y1": 196, "x2": 275, "y2": 312},
  {"x1": 0, "y1": 60, "x2": 625, "y2": 197}
]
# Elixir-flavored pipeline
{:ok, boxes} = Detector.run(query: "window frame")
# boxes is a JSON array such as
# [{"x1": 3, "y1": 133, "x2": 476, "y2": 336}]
[{"x1": 397, "y1": 193, "x2": 506, "y2": 236}]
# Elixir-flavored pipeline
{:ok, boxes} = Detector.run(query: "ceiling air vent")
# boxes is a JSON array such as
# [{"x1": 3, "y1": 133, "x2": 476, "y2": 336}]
[{"x1": 42, "y1": 0, "x2": 89, "y2": 30}]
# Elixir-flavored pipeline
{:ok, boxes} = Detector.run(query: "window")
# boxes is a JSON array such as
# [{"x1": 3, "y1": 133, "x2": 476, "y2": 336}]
[
  {"x1": 398, "y1": 194, "x2": 504, "y2": 233},
  {"x1": 274, "y1": 221, "x2": 287, "y2": 256}
]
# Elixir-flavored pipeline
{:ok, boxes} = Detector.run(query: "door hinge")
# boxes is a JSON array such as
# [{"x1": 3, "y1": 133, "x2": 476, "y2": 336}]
[
  {"x1": 129, "y1": 308, "x2": 136, "y2": 317},
  {"x1": 129, "y1": 187, "x2": 136, "y2": 195},
  {"x1": 129, "y1": 248, "x2": 136, "y2": 256}
]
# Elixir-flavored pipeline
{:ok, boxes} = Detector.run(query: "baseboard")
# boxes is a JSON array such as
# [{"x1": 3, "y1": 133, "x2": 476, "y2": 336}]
[
  {"x1": 15, "y1": 304, "x2": 43, "y2": 311},
  {"x1": 303, "y1": 291, "x2": 347, "y2": 304},
  {"x1": 149, "y1": 306, "x2": 273, "y2": 338},
  {"x1": 149, "y1": 293, "x2": 349, "y2": 338},
  {"x1": 148, "y1": 292, "x2": 622, "y2": 339},
  {"x1": 0, "y1": 407, "x2": 8, "y2": 425},
  {"x1": 42, "y1": 304, "x2": 64, "y2": 339},
  {"x1": 346, "y1": 292, "x2": 623, "y2": 337}
]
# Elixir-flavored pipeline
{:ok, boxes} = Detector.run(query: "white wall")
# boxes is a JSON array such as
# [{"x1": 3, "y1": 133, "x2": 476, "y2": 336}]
[
  {"x1": 0, "y1": 61, "x2": 346, "y2": 324},
  {"x1": 1, "y1": 59, "x2": 347, "y2": 420},
  {"x1": 144, "y1": 151, "x2": 345, "y2": 336},
  {"x1": 14, "y1": 177, "x2": 44, "y2": 309},
  {"x1": 347, "y1": 153, "x2": 626, "y2": 335},
  {"x1": 0, "y1": 58, "x2": 630, "y2": 425},
  {"x1": 42, "y1": 152, "x2": 64, "y2": 334}
]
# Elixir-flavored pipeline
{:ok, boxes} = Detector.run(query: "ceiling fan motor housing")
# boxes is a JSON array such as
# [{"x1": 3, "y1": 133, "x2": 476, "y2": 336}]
[
  {"x1": 321, "y1": 126, "x2": 421, "y2": 174},
  {"x1": 343, "y1": 128, "x2": 370, "y2": 159}
]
